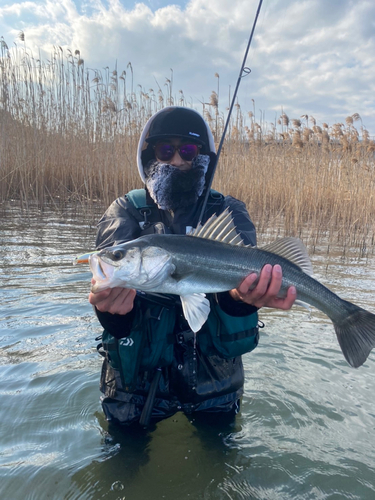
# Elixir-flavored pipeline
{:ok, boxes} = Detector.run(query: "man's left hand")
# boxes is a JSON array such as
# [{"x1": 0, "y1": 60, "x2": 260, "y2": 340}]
[{"x1": 229, "y1": 264, "x2": 296, "y2": 310}]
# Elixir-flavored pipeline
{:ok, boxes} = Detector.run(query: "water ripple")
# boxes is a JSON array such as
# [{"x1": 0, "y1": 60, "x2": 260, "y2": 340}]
[{"x1": 1, "y1": 207, "x2": 375, "y2": 499}]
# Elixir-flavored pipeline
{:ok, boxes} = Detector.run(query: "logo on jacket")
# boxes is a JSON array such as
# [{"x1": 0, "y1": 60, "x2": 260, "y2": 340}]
[
  {"x1": 189, "y1": 132, "x2": 200, "y2": 137},
  {"x1": 120, "y1": 338, "x2": 134, "y2": 347}
]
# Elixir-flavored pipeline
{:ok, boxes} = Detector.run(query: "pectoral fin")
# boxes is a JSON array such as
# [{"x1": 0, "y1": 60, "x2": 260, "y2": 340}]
[{"x1": 180, "y1": 294, "x2": 211, "y2": 333}]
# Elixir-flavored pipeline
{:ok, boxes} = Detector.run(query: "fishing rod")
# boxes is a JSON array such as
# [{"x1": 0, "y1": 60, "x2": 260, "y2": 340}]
[{"x1": 198, "y1": 0, "x2": 264, "y2": 224}]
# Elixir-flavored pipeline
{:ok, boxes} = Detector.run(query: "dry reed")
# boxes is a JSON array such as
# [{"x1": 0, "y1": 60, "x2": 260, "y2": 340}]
[{"x1": 1, "y1": 40, "x2": 375, "y2": 255}]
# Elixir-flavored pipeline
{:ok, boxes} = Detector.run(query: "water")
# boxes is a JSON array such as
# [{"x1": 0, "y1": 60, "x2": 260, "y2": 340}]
[{"x1": 1, "y1": 206, "x2": 374, "y2": 500}]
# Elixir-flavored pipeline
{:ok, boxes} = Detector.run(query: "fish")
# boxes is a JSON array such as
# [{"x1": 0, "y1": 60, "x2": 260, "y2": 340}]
[{"x1": 77, "y1": 209, "x2": 375, "y2": 368}]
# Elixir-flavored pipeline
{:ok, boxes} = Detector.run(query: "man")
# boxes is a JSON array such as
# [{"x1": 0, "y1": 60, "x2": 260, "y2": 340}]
[{"x1": 89, "y1": 106, "x2": 296, "y2": 426}]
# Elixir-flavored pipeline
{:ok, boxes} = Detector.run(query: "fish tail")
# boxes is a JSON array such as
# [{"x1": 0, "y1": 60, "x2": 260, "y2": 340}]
[{"x1": 334, "y1": 302, "x2": 375, "y2": 368}]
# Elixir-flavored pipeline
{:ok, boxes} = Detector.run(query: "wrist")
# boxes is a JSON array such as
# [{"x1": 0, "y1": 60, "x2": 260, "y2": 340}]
[{"x1": 217, "y1": 291, "x2": 259, "y2": 317}]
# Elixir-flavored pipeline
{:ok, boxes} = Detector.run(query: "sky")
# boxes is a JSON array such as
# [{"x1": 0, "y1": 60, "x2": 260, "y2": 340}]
[{"x1": 1, "y1": 0, "x2": 375, "y2": 137}]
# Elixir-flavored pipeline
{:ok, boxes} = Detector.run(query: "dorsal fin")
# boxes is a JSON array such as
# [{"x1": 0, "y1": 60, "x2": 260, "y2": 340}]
[
  {"x1": 260, "y1": 237, "x2": 314, "y2": 276},
  {"x1": 188, "y1": 209, "x2": 244, "y2": 246}
]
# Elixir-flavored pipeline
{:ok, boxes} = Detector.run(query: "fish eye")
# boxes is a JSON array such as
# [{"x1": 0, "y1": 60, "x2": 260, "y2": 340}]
[{"x1": 112, "y1": 249, "x2": 125, "y2": 261}]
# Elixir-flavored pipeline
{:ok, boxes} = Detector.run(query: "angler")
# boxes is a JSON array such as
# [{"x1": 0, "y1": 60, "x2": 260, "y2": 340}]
[{"x1": 87, "y1": 106, "x2": 296, "y2": 427}]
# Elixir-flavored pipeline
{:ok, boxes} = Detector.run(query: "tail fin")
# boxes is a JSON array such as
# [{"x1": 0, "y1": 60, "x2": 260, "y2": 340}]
[{"x1": 334, "y1": 304, "x2": 375, "y2": 368}]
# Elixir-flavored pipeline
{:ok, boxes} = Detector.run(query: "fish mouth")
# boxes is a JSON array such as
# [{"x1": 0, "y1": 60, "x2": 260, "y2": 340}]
[
  {"x1": 89, "y1": 254, "x2": 105, "y2": 279},
  {"x1": 89, "y1": 253, "x2": 115, "y2": 291}
]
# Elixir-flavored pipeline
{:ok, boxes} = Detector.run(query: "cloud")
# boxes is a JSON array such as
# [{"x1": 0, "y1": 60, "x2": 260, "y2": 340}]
[
  {"x1": 0, "y1": 0, "x2": 374, "y2": 134},
  {"x1": 248, "y1": 0, "x2": 375, "y2": 128}
]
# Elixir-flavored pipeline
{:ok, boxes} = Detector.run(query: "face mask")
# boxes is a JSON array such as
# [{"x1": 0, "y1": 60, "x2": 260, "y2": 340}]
[{"x1": 144, "y1": 154, "x2": 210, "y2": 211}]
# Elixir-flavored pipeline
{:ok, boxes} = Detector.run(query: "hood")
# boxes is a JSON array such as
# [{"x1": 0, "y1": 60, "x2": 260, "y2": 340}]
[{"x1": 137, "y1": 106, "x2": 216, "y2": 183}]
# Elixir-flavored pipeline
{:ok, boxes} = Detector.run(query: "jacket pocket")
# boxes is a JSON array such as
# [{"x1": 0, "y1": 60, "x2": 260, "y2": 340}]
[
  {"x1": 100, "y1": 301, "x2": 176, "y2": 392},
  {"x1": 199, "y1": 298, "x2": 259, "y2": 358}
]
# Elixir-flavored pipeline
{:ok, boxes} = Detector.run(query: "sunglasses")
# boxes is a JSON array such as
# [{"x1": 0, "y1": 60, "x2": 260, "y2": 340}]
[{"x1": 154, "y1": 142, "x2": 201, "y2": 162}]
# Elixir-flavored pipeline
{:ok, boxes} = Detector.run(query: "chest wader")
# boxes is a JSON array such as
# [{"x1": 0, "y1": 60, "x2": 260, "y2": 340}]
[{"x1": 106, "y1": 188, "x2": 227, "y2": 427}]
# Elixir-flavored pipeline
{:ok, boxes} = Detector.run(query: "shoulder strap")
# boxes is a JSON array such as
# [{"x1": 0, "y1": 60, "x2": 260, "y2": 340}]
[
  {"x1": 209, "y1": 189, "x2": 224, "y2": 200},
  {"x1": 126, "y1": 189, "x2": 154, "y2": 209},
  {"x1": 125, "y1": 188, "x2": 168, "y2": 233},
  {"x1": 201, "y1": 189, "x2": 225, "y2": 222},
  {"x1": 125, "y1": 188, "x2": 159, "y2": 226}
]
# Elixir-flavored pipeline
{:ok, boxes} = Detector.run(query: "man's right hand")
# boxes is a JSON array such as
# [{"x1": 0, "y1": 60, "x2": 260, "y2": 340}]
[{"x1": 89, "y1": 281, "x2": 136, "y2": 315}]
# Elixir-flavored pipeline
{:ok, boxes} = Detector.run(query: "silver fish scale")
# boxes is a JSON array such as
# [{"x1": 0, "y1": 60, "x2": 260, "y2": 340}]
[{"x1": 139, "y1": 233, "x2": 343, "y2": 321}]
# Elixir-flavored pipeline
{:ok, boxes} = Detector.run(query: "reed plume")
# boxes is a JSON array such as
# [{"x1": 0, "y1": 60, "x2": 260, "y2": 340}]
[{"x1": 1, "y1": 41, "x2": 375, "y2": 255}]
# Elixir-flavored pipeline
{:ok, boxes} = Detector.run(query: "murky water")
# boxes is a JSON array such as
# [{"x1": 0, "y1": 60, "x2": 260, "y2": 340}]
[{"x1": 1, "y1": 206, "x2": 374, "y2": 500}]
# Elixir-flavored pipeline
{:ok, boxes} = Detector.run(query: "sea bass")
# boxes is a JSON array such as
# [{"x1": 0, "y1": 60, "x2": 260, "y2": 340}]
[{"x1": 78, "y1": 210, "x2": 375, "y2": 368}]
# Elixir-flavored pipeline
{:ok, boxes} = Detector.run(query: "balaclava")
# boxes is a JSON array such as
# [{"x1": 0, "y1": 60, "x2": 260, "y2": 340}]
[{"x1": 144, "y1": 154, "x2": 210, "y2": 211}]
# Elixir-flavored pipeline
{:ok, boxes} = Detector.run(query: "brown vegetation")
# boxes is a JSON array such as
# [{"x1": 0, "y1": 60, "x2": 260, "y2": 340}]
[{"x1": 1, "y1": 41, "x2": 375, "y2": 254}]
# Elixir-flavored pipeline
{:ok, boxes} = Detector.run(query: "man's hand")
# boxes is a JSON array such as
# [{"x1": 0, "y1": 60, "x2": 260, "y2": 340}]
[
  {"x1": 229, "y1": 264, "x2": 296, "y2": 310},
  {"x1": 89, "y1": 280, "x2": 136, "y2": 315}
]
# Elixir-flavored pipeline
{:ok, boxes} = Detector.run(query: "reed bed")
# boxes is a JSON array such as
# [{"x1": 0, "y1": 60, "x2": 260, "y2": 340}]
[{"x1": 1, "y1": 40, "x2": 375, "y2": 255}]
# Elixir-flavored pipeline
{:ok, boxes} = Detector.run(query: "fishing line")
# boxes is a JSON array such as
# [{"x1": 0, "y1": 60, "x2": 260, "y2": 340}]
[{"x1": 198, "y1": 0, "x2": 264, "y2": 224}]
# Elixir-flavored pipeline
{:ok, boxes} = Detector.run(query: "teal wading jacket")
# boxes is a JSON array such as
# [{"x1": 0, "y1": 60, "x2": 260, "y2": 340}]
[{"x1": 95, "y1": 188, "x2": 260, "y2": 425}]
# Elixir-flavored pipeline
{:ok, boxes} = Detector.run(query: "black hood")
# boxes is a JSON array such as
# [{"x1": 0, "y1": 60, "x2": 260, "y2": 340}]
[{"x1": 137, "y1": 106, "x2": 216, "y2": 183}]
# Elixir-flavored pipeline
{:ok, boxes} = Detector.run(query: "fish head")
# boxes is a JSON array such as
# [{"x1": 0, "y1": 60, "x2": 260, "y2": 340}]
[
  {"x1": 89, "y1": 244, "x2": 143, "y2": 292},
  {"x1": 90, "y1": 241, "x2": 175, "y2": 293}
]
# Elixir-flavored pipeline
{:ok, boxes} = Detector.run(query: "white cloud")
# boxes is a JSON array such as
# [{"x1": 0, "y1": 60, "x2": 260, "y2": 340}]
[{"x1": 0, "y1": 0, "x2": 374, "y2": 135}]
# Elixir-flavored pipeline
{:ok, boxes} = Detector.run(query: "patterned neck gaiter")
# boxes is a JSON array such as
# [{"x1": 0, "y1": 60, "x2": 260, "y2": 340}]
[{"x1": 144, "y1": 154, "x2": 210, "y2": 211}]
